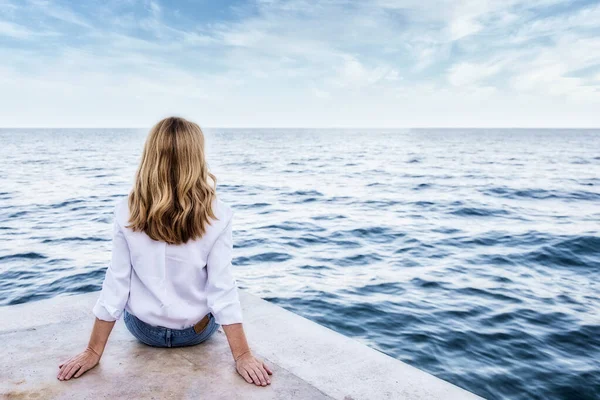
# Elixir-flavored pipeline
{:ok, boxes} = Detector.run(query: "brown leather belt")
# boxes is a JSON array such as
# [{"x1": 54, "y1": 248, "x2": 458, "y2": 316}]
[{"x1": 193, "y1": 313, "x2": 211, "y2": 334}]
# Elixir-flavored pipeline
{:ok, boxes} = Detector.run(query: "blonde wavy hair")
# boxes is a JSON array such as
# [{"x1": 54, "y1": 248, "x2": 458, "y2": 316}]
[{"x1": 126, "y1": 117, "x2": 218, "y2": 244}]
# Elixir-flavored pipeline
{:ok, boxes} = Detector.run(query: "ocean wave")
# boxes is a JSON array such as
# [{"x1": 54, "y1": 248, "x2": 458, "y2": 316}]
[
  {"x1": 524, "y1": 235, "x2": 600, "y2": 269},
  {"x1": 257, "y1": 221, "x2": 325, "y2": 232},
  {"x1": 41, "y1": 236, "x2": 109, "y2": 243},
  {"x1": 482, "y1": 186, "x2": 600, "y2": 201},
  {"x1": 235, "y1": 252, "x2": 293, "y2": 265},
  {"x1": 0, "y1": 252, "x2": 47, "y2": 261},
  {"x1": 311, "y1": 214, "x2": 346, "y2": 220},
  {"x1": 449, "y1": 207, "x2": 511, "y2": 217}
]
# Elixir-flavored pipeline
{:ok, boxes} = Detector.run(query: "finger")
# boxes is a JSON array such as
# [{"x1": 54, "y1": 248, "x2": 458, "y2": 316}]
[
  {"x1": 263, "y1": 362, "x2": 273, "y2": 375},
  {"x1": 63, "y1": 359, "x2": 83, "y2": 380},
  {"x1": 57, "y1": 361, "x2": 70, "y2": 378},
  {"x1": 58, "y1": 362, "x2": 71, "y2": 379},
  {"x1": 258, "y1": 365, "x2": 271, "y2": 384},
  {"x1": 61, "y1": 363, "x2": 78, "y2": 381},
  {"x1": 74, "y1": 364, "x2": 90, "y2": 378},
  {"x1": 65, "y1": 363, "x2": 83, "y2": 380},
  {"x1": 259, "y1": 365, "x2": 271, "y2": 384},
  {"x1": 247, "y1": 368, "x2": 261, "y2": 386},
  {"x1": 59, "y1": 357, "x2": 73, "y2": 368},
  {"x1": 58, "y1": 362, "x2": 73, "y2": 380},
  {"x1": 252, "y1": 366, "x2": 267, "y2": 386},
  {"x1": 74, "y1": 358, "x2": 98, "y2": 379},
  {"x1": 240, "y1": 369, "x2": 253, "y2": 384}
]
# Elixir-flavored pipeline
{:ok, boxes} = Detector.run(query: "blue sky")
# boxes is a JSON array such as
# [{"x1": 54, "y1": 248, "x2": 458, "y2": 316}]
[{"x1": 1, "y1": 0, "x2": 599, "y2": 127}]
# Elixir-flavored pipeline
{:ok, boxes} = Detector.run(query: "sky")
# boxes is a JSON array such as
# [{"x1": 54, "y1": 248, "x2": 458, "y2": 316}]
[{"x1": 1, "y1": 0, "x2": 599, "y2": 128}]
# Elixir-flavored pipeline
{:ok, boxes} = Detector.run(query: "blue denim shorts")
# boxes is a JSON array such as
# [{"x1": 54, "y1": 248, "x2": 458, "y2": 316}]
[{"x1": 123, "y1": 309, "x2": 220, "y2": 348}]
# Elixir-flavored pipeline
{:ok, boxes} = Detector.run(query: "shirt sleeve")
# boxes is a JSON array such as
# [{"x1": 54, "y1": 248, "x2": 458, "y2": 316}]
[
  {"x1": 205, "y1": 211, "x2": 244, "y2": 325},
  {"x1": 92, "y1": 207, "x2": 133, "y2": 321}
]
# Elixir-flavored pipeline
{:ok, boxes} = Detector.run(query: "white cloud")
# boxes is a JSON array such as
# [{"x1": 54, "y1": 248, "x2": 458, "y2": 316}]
[
  {"x1": 0, "y1": 0, "x2": 599, "y2": 127},
  {"x1": 448, "y1": 62, "x2": 503, "y2": 87},
  {"x1": 449, "y1": 17, "x2": 483, "y2": 41},
  {"x1": 28, "y1": 0, "x2": 92, "y2": 28},
  {"x1": 0, "y1": 20, "x2": 33, "y2": 38},
  {"x1": 0, "y1": 18, "x2": 60, "y2": 38},
  {"x1": 333, "y1": 56, "x2": 395, "y2": 88},
  {"x1": 510, "y1": 4, "x2": 600, "y2": 43},
  {"x1": 312, "y1": 88, "x2": 331, "y2": 99}
]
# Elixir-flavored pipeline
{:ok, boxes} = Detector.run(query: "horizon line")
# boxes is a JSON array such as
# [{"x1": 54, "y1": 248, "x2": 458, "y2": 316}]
[{"x1": 2, "y1": 126, "x2": 600, "y2": 130}]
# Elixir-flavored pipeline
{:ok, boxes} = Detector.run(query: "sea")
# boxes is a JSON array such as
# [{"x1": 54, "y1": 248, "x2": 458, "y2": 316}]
[{"x1": 0, "y1": 128, "x2": 598, "y2": 400}]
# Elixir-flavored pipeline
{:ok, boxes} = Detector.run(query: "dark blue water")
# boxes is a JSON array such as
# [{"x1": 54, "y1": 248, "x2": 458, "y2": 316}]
[{"x1": 1, "y1": 128, "x2": 599, "y2": 399}]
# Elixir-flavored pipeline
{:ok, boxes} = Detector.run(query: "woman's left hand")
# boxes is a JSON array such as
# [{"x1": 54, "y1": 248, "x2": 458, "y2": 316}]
[{"x1": 57, "y1": 347, "x2": 101, "y2": 381}]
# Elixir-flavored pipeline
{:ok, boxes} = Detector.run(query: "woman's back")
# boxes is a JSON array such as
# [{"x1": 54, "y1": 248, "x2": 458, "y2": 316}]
[{"x1": 93, "y1": 191, "x2": 243, "y2": 330}]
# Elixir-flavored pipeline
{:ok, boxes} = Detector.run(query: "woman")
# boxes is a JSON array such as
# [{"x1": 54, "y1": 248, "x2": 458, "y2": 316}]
[{"x1": 57, "y1": 117, "x2": 273, "y2": 387}]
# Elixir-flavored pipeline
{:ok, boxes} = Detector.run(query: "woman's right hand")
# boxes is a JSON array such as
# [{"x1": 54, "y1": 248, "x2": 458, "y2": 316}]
[
  {"x1": 57, "y1": 347, "x2": 101, "y2": 381},
  {"x1": 235, "y1": 351, "x2": 273, "y2": 386}
]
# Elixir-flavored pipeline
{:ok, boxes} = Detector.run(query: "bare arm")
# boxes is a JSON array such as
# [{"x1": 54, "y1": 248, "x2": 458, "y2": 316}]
[
  {"x1": 57, "y1": 318, "x2": 115, "y2": 380},
  {"x1": 222, "y1": 322, "x2": 251, "y2": 359},
  {"x1": 88, "y1": 318, "x2": 116, "y2": 357},
  {"x1": 58, "y1": 206, "x2": 132, "y2": 381}
]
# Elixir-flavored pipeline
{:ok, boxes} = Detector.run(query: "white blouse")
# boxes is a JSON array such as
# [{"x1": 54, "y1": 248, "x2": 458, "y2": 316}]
[{"x1": 92, "y1": 195, "x2": 244, "y2": 329}]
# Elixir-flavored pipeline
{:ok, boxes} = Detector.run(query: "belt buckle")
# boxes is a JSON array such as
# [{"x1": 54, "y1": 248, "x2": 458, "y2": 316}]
[{"x1": 193, "y1": 313, "x2": 210, "y2": 334}]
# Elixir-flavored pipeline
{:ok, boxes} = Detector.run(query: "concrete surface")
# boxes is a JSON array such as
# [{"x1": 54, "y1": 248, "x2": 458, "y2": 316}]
[{"x1": 1, "y1": 290, "x2": 483, "y2": 400}]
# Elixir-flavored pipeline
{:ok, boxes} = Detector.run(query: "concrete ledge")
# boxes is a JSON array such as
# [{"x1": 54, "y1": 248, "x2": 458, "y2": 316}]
[{"x1": 0, "y1": 290, "x2": 482, "y2": 399}]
